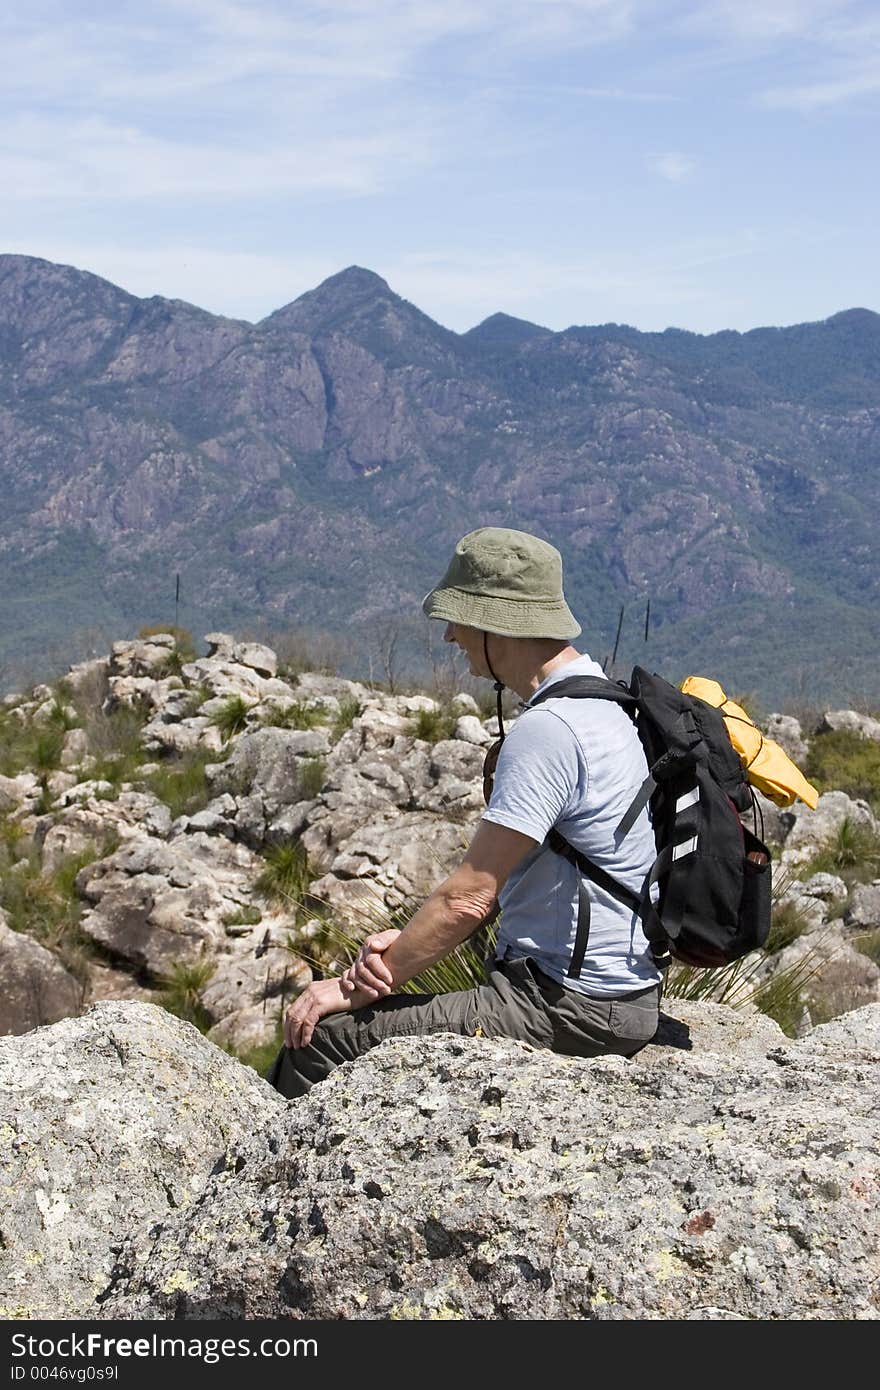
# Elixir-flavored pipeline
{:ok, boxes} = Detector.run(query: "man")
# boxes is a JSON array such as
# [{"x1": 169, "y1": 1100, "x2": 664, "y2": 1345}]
[{"x1": 267, "y1": 527, "x2": 661, "y2": 1099}]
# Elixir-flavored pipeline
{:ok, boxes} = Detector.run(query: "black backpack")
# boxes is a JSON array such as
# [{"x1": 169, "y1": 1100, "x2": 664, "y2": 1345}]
[{"x1": 488, "y1": 666, "x2": 772, "y2": 973}]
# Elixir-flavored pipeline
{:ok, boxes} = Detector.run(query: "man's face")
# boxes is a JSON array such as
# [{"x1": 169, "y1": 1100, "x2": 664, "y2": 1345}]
[{"x1": 443, "y1": 622, "x2": 487, "y2": 678}]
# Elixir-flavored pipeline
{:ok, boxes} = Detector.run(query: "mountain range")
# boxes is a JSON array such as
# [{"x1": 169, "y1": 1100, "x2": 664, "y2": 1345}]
[{"x1": 1, "y1": 253, "x2": 878, "y2": 705}]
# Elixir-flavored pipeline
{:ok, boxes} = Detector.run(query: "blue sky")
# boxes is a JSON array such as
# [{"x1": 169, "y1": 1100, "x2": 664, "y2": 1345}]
[{"x1": 2, "y1": 0, "x2": 879, "y2": 333}]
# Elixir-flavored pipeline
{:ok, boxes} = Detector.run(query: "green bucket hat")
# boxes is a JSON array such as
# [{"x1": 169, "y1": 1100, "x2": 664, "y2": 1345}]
[{"x1": 422, "y1": 527, "x2": 581, "y2": 639}]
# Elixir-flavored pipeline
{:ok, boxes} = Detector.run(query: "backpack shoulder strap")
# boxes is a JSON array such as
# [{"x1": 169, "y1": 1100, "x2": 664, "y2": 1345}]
[{"x1": 529, "y1": 675, "x2": 637, "y2": 709}]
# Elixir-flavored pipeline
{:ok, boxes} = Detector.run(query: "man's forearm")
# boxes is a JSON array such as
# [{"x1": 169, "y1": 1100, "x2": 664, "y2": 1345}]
[{"x1": 378, "y1": 887, "x2": 488, "y2": 989}]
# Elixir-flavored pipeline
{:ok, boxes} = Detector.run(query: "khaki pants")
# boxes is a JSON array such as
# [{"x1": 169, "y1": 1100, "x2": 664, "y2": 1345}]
[{"x1": 266, "y1": 958, "x2": 660, "y2": 1099}]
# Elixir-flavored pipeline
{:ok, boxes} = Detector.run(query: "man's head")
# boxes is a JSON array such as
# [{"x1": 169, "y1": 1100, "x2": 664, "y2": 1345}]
[{"x1": 422, "y1": 527, "x2": 581, "y2": 641}]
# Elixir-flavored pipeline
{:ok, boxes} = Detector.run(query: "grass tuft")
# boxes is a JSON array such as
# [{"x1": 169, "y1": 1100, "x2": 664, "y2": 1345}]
[
  {"x1": 256, "y1": 843, "x2": 313, "y2": 907},
  {"x1": 409, "y1": 706, "x2": 458, "y2": 743},
  {"x1": 331, "y1": 697, "x2": 362, "y2": 742},
  {"x1": 145, "y1": 751, "x2": 214, "y2": 819},
  {"x1": 211, "y1": 695, "x2": 253, "y2": 742},
  {"x1": 158, "y1": 959, "x2": 215, "y2": 1033},
  {"x1": 262, "y1": 701, "x2": 326, "y2": 731},
  {"x1": 298, "y1": 756, "x2": 326, "y2": 800}
]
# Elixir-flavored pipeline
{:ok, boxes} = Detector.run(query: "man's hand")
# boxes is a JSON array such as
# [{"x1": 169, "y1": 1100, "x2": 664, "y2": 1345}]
[
  {"x1": 284, "y1": 978, "x2": 349, "y2": 1050},
  {"x1": 339, "y1": 928, "x2": 400, "y2": 999}
]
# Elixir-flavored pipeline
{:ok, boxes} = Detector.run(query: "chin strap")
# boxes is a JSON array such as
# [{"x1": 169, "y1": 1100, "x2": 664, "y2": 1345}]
[{"x1": 483, "y1": 631, "x2": 506, "y2": 743}]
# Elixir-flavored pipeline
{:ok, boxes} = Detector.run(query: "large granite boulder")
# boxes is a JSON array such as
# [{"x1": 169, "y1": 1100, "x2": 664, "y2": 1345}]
[
  {"x1": 0, "y1": 1003, "x2": 281, "y2": 1319},
  {"x1": 96, "y1": 1001, "x2": 880, "y2": 1321}
]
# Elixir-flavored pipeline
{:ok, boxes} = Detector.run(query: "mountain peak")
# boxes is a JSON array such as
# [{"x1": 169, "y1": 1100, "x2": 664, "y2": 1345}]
[
  {"x1": 260, "y1": 264, "x2": 462, "y2": 365},
  {"x1": 260, "y1": 265, "x2": 397, "y2": 334},
  {"x1": 464, "y1": 311, "x2": 551, "y2": 347}
]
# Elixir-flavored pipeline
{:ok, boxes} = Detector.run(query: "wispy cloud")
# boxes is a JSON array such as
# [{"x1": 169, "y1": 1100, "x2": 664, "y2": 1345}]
[
  {"x1": 649, "y1": 152, "x2": 696, "y2": 182},
  {"x1": 0, "y1": 115, "x2": 420, "y2": 201}
]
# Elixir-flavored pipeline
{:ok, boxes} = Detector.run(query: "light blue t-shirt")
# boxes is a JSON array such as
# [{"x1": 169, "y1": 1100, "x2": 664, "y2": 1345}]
[{"x1": 482, "y1": 653, "x2": 662, "y2": 997}]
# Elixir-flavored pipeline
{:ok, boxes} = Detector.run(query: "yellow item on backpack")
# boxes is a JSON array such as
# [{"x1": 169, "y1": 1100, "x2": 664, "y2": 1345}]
[{"x1": 680, "y1": 677, "x2": 819, "y2": 810}]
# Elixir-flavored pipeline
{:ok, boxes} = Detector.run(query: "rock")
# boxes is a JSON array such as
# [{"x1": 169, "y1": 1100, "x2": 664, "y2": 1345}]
[
  {"x1": 39, "y1": 794, "x2": 173, "y2": 876},
  {"x1": 84, "y1": 962, "x2": 159, "y2": 1007},
  {"x1": 265, "y1": 800, "x2": 317, "y2": 846},
  {"x1": 638, "y1": 998, "x2": 784, "y2": 1059},
  {"x1": 45, "y1": 770, "x2": 77, "y2": 801},
  {"x1": 207, "y1": 1003, "x2": 283, "y2": 1054},
  {"x1": 764, "y1": 713, "x2": 809, "y2": 764},
  {"x1": 0, "y1": 772, "x2": 40, "y2": 815},
  {"x1": 0, "y1": 1002, "x2": 281, "y2": 1319},
  {"x1": 0, "y1": 916, "x2": 83, "y2": 1036},
  {"x1": 753, "y1": 924, "x2": 880, "y2": 1020},
  {"x1": 141, "y1": 714, "x2": 211, "y2": 755},
  {"x1": 779, "y1": 791, "x2": 877, "y2": 869},
  {"x1": 799, "y1": 872, "x2": 848, "y2": 904},
  {"x1": 818, "y1": 710, "x2": 880, "y2": 742},
  {"x1": 454, "y1": 714, "x2": 492, "y2": 746},
  {"x1": 206, "y1": 728, "x2": 330, "y2": 818},
  {"x1": 184, "y1": 794, "x2": 237, "y2": 837},
  {"x1": 109, "y1": 636, "x2": 176, "y2": 679},
  {"x1": 749, "y1": 789, "x2": 791, "y2": 846},
  {"x1": 291, "y1": 673, "x2": 370, "y2": 707},
  {"x1": 55, "y1": 779, "x2": 115, "y2": 806},
  {"x1": 98, "y1": 1004, "x2": 880, "y2": 1321},
  {"x1": 201, "y1": 941, "x2": 308, "y2": 1024},
  {"x1": 179, "y1": 658, "x2": 293, "y2": 705},
  {"x1": 451, "y1": 693, "x2": 480, "y2": 716},
  {"x1": 203, "y1": 632, "x2": 236, "y2": 660},
  {"x1": 77, "y1": 833, "x2": 265, "y2": 977},
  {"x1": 104, "y1": 675, "x2": 182, "y2": 715},
  {"x1": 309, "y1": 812, "x2": 474, "y2": 929},
  {"x1": 844, "y1": 882, "x2": 880, "y2": 931},
  {"x1": 231, "y1": 642, "x2": 277, "y2": 679}
]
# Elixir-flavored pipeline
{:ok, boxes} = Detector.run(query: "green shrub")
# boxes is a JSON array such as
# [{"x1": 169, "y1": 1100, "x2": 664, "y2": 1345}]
[
  {"x1": 256, "y1": 843, "x2": 313, "y2": 908},
  {"x1": 158, "y1": 959, "x2": 215, "y2": 1032},
  {"x1": 331, "y1": 697, "x2": 362, "y2": 742},
  {"x1": 211, "y1": 695, "x2": 252, "y2": 741},
  {"x1": 0, "y1": 845, "x2": 109, "y2": 974},
  {"x1": 47, "y1": 697, "x2": 78, "y2": 732},
  {"x1": 801, "y1": 817, "x2": 880, "y2": 881},
  {"x1": 298, "y1": 755, "x2": 326, "y2": 800},
  {"x1": 409, "y1": 706, "x2": 458, "y2": 743},
  {"x1": 805, "y1": 729, "x2": 880, "y2": 813},
  {"x1": 33, "y1": 727, "x2": 64, "y2": 771},
  {"x1": 0, "y1": 712, "x2": 66, "y2": 778},
  {"x1": 262, "y1": 701, "x2": 325, "y2": 731},
  {"x1": 146, "y1": 752, "x2": 214, "y2": 819}
]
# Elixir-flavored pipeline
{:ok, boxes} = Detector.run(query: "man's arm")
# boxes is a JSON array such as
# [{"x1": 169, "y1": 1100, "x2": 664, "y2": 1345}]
[
  {"x1": 341, "y1": 820, "x2": 538, "y2": 996},
  {"x1": 285, "y1": 821, "x2": 536, "y2": 1047}
]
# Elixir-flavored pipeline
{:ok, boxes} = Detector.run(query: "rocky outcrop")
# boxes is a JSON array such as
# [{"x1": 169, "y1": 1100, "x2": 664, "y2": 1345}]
[
  {"x1": 0, "y1": 914, "x2": 82, "y2": 1036},
  {"x1": 0, "y1": 1003, "x2": 281, "y2": 1320},
  {"x1": 819, "y1": 710, "x2": 880, "y2": 741},
  {"x1": 2, "y1": 628, "x2": 879, "y2": 1056},
  {"x1": 4, "y1": 998, "x2": 874, "y2": 1321}
]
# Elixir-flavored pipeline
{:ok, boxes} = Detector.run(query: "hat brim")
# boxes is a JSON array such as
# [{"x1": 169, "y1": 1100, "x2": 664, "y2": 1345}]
[{"x1": 422, "y1": 585, "x2": 581, "y2": 640}]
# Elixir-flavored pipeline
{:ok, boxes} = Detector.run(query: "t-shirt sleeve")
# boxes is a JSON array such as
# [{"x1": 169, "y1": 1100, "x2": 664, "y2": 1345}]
[{"x1": 481, "y1": 708, "x2": 584, "y2": 844}]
